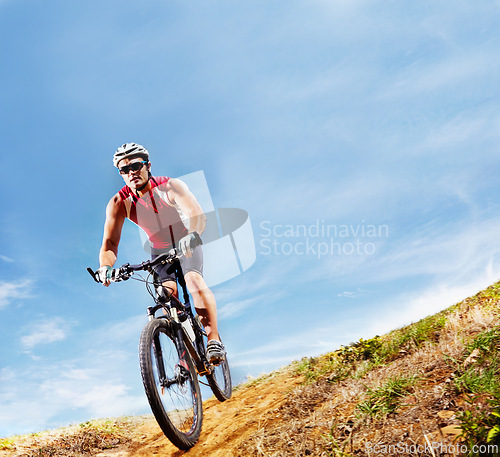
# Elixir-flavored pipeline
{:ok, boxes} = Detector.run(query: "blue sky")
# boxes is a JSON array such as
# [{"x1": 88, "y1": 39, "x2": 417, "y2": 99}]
[{"x1": 2, "y1": 0, "x2": 500, "y2": 437}]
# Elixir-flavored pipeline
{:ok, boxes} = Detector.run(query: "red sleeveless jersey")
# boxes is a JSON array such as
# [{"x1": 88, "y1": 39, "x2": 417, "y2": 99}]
[{"x1": 118, "y1": 176, "x2": 189, "y2": 249}]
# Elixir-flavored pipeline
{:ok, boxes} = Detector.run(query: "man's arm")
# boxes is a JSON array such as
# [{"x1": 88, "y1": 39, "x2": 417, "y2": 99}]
[
  {"x1": 167, "y1": 178, "x2": 207, "y2": 235},
  {"x1": 98, "y1": 194, "x2": 126, "y2": 285}
]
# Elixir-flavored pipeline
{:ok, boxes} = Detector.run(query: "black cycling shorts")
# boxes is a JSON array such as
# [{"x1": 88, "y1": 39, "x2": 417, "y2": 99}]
[{"x1": 152, "y1": 245, "x2": 203, "y2": 283}]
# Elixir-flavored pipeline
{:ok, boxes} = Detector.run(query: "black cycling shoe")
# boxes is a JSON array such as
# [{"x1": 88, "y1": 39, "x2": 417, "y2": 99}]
[{"x1": 206, "y1": 340, "x2": 226, "y2": 365}]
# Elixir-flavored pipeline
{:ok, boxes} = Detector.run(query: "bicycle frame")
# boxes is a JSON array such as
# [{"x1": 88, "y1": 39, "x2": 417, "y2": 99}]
[
  {"x1": 148, "y1": 261, "x2": 212, "y2": 377},
  {"x1": 88, "y1": 253, "x2": 211, "y2": 376}
]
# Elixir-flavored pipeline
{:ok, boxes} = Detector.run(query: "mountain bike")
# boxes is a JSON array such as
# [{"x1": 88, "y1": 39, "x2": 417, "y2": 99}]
[{"x1": 87, "y1": 248, "x2": 232, "y2": 450}]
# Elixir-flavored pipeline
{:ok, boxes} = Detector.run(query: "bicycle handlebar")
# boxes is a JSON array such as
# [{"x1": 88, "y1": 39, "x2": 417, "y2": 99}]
[
  {"x1": 87, "y1": 232, "x2": 203, "y2": 285},
  {"x1": 87, "y1": 248, "x2": 180, "y2": 284}
]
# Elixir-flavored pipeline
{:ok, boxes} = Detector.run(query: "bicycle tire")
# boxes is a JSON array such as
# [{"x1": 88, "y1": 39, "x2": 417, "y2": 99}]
[
  {"x1": 139, "y1": 318, "x2": 202, "y2": 450},
  {"x1": 205, "y1": 337, "x2": 232, "y2": 402}
]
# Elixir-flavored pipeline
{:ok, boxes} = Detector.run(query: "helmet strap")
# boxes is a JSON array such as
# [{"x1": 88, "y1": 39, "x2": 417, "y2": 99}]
[
  {"x1": 132, "y1": 163, "x2": 152, "y2": 197},
  {"x1": 134, "y1": 175, "x2": 151, "y2": 197}
]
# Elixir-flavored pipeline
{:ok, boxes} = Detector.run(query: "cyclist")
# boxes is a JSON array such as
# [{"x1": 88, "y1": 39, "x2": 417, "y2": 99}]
[{"x1": 96, "y1": 143, "x2": 225, "y2": 364}]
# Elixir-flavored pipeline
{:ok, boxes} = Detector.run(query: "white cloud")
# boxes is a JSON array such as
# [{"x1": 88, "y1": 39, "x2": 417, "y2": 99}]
[
  {"x1": 0, "y1": 255, "x2": 13, "y2": 263},
  {"x1": 230, "y1": 265, "x2": 500, "y2": 375},
  {"x1": 218, "y1": 290, "x2": 287, "y2": 320},
  {"x1": 0, "y1": 313, "x2": 161, "y2": 435},
  {"x1": 230, "y1": 323, "x2": 358, "y2": 372},
  {"x1": 214, "y1": 254, "x2": 297, "y2": 319},
  {"x1": 92, "y1": 314, "x2": 144, "y2": 344},
  {"x1": 0, "y1": 348, "x2": 147, "y2": 437},
  {"x1": 218, "y1": 296, "x2": 261, "y2": 320},
  {"x1": 381, "y1": 52, "x2": 494, "y2": 100},
  {"x1": 39, "y1": 371, "x2": 145, "y2": 418},
  {"x1": 295, "y1": 211, "x2": 500, "y2": 292},
  {"x1": 0, "y1": 367, "x2": 14, "y2": 382},
  {"x1": 363, "y1": 274, "x2": 499, "y2": 341},
  {"x1": 338, "y1": 288, "x2": 367, "y2": 298},
  {"x1": 20, "y1": 318, "x2": 68, "y2": 350},
  {"x1": 378, "y1": 217, "x2": 500, "y2": 284},
  {"x1": 0, "y1": 280, "x2": 32, "y2": 309},
  {"x1": 231, "y1": 354, "x2": 298, "y2": 371}
]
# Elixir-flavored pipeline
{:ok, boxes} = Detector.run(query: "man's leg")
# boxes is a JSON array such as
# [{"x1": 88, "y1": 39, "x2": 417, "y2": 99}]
[
  {"x1": 162, "y1": 280, "x2": 178, "y2": 298},
  {"x1": 161, "y1": 281, "x2": 178, "y2": 315},
  {"x1": 184, "y1": 271, "x2": 219, "y2": 342}
]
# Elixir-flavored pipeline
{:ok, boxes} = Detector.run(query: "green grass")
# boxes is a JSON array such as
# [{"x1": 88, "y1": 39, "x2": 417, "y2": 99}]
[
  {"x1": 322, "y1": 429, "x2": 356, "y2": 457},
  {"x1": 294, "y1": 312, "x2": 447, "y2": 386},
  {"x1": 2, "y1": 418, "x2": 132, "y2": 457},
  {"x1": 293, "y1": 281, "x2": 500, "y2": 389},
  {"x1": 356, "y1": 374, "x2": 418, "y2": 418},
  {"x1": 377, "y1": 312, "x2": 447, "y2": 362},
  {"x1": 467, "y1": 327, "x2": 500, "y2": 354},
  {"x1": 295, "y1": 354, "x2": 351, "y2": 384},
  {"x1": 248, "y1": 282, "x2": 500, "y2": 456},
  {"x1": 0, "y1": 437, "x2": 15, "y2": 450},
  {"x1": 451, "y1": 326, "x2": 500, "y2": 455},
  {"x1": 453, "y1": 327, "x2": 500, "y2": 398},
  {"x1": 455, "y1": 364, "x2": 500, "y2": 398}
]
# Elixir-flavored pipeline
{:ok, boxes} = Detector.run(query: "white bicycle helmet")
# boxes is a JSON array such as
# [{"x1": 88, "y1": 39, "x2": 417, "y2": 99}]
[{"x1": 113, "y1": 143, "x2": 149, "y2": 167}]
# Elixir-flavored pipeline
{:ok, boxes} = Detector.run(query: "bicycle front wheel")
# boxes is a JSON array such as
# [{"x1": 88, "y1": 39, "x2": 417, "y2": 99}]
[{"x1": 139, "y1": 318, "x2": 202, "y2": 450}]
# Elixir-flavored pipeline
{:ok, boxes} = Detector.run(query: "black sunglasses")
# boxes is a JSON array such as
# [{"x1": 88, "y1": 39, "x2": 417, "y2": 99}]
[{"x1": 119, "y1": 161, "x2": 148, "y2": 175}]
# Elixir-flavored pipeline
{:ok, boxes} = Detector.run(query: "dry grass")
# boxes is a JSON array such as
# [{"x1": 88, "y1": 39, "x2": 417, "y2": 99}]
[
  {"x1": 234, "y1": 282, "x2": 500, "y2": 457},
  {"x1": 4, "y1": 283, "x2": 500, "y2": 457},
  {"x1": 2, "y1": 418, "x2": 138, "y2": 457}
]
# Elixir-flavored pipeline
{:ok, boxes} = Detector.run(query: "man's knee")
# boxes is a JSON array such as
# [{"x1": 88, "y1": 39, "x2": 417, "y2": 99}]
[
  {"x1": 162, "y1": 280, "x2": 177, "y2": 297},
  {"x1": 184, "y1": 271, "x2": 208, "y2": 294}
]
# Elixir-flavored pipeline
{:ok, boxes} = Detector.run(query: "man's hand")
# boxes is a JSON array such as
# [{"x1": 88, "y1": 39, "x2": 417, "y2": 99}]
[
  {"x1": 179, "y1": 232, "x2": 202, "y2": 257},
  {"x1": 97, "y1": 266, "x2": 114, "y2": 287}
]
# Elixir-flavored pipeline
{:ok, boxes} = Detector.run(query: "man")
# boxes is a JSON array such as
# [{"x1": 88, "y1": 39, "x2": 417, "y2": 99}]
[{"x1": 96, "y1": 142, "x2": 225, "y2": 364}]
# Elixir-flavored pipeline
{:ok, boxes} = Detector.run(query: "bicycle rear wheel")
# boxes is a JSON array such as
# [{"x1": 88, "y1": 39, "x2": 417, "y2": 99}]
[
  {"x1": 139, "y1": 318, "x2": 202, "y2": 450},
  {"x1": 205, "y1": 337, "x2": 232, "y2": 402}
]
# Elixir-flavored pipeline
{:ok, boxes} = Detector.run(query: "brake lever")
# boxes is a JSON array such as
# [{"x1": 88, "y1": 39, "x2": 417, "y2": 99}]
[
  {"x1": 113, "y1": 265, "x2": 131, "y2": 282},
  {"x1": 87, "y1": 267, "x2": 128, "y2": 283},
  {"x1": 87, "y1": 267, "x2": 100, "y2": 283}
]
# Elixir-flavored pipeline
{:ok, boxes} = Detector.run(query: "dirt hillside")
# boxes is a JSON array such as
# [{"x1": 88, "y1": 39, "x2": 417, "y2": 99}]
[
  {"x1": 3, "y1": 281, "x2": 500, "y2": 456},
  {"x1": 117, "y1": 369, "x2": 302, "y2": 457},
  {"x1": 0, "y1": 368, "x2": 303, "y2": 457}
]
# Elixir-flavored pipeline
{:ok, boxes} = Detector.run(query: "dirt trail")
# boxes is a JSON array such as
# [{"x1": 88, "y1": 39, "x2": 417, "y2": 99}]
[
  {"x1": 97, "y1": 370, "x2": 301, "y2": 457},
  {"x1": 5, "y1": 284, "x2": 500, "y2": 457}
]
